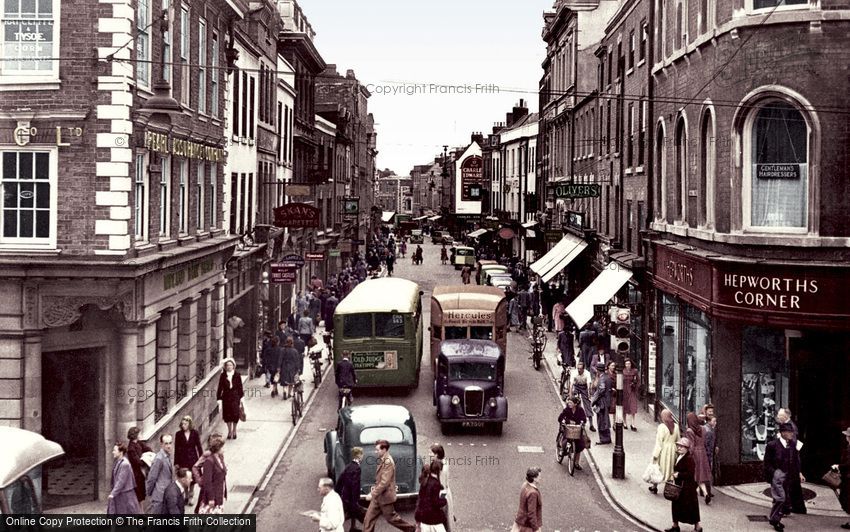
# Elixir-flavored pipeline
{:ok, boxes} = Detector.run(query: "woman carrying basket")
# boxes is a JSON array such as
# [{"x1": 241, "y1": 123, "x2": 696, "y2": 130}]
[{"x1": 556, "y1": 396, "x2": 587, "y2": 470}]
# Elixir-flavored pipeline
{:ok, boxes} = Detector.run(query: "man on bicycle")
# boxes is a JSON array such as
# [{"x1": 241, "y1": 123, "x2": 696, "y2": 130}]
[
  {"x1": 335, "y1": 350, "x2": 357, "y2": 410},
  {"x1": 557, "y1": 396, "x2": 588, "y2": 470}
]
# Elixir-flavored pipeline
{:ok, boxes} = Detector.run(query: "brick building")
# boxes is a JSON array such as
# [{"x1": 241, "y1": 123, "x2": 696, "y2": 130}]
[{"x1": 0, "y1": 0, "x2": 246, "y2": 504}]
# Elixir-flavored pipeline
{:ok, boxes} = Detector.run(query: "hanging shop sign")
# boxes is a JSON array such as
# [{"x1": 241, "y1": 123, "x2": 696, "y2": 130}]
[
  {"x1": 305, "y1": 251, "x2": 325, "y2": 261},
  {"x1": 328, "y1": 249, "x2": 341, "y2": 257},
  {"x1": 269, "y1": 263, "x2": 297, "y2": 283},
  {"x1": 755, "y1": 164, "x2": 801, "y2": 180},
  {"x1": 498, "y1": 227, "x2": 515, "y2": 240},
  {"x1": 553, "y1": 183, "x2": 601, "y2": 199},
  {"x1": 460, "y1": 155, "x2": 484, "y2": 201},
  {"x1": 143, "y1": 130, "x2": 226, "y2": 162},
  {"x1": 544, "y1": 230, "x2": 563, "y2": 245},
  {"x1": 565, "y1": 211, "x2": 585, "y2": 232},
  {"x1": 286, "y1": 185, "x2": 312, "y2": 197},
  {"x1": 281, "y1": 253, "x2": 306, "y2": 268},
  {"x1": 341, "y1": 197, "x2": 360, "y2": 216},
  {"x1": 273, "y1": 202, "x2": 320, "y2": 228}
]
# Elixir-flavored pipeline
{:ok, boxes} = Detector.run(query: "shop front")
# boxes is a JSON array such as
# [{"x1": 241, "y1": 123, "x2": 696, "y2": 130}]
[{"x1": 650, "y1": 240, "x2": 850, "y2": 484}]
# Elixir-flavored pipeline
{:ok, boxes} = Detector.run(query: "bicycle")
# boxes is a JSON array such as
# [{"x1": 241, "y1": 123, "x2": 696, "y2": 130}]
[
  {"x1": 529, "y1": 327, "x2": 546, "y2": 370},
  {"x1": 557, "y1": 361, "x2": 571, "y2": 401},
  {"x1": 322, "y1": 331, "x2": 333, "y2": 363},
  {"x1": 338, "y1": 387, "x2": 353, "y2": 410},
  {"x1": 310, "y1": 350, "x2": 323, "y2": 385},
  {"x1": 556, "y1": 422, "x2": 582, "y2": 476},
  {"x1": 290, "y1": 378, "x2": 304, "y2": 424}
]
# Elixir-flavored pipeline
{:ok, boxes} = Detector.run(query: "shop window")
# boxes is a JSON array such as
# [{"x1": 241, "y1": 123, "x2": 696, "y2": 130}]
[
  {"x1": 745, "y1": 101, "x2": 808, "y2": 231},
  {"x1": 683, "y1": 305, "x2": 711, "y2": 416},
  {"x1": 740, "y1": 326, "x2": 788, "y2": 462},
  {"x1": 659, "y1": 294, "x2": 681, "y2": 416},
  {"x1": 0, "y1": 0, "x2": 59, "y2": 78}
]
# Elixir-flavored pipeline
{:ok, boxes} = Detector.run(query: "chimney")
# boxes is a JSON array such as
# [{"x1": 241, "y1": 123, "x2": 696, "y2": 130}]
[
  {"x1": 346, "y1": 69, "x2": 356, "y2": 80},
  {"x1": 471, "y1": 132, "x2": 484, "y2": 145},
  {"x1": 512, "y1": 99, "x2": 529, "y2": 124},
  {"x1": 506, "y1": 112, "x2": 514, "y2": 128}
]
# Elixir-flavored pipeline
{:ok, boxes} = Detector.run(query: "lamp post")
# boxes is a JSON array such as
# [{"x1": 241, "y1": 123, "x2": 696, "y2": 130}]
[{"x1": 612, "y1": 364, "x2": 626, "y2": 479}]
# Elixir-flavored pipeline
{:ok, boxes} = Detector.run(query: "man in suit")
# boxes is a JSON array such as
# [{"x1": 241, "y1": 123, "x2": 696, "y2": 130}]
[
  {"x1": 578, "y1": 325, "x2": 596, "y2": 369},
  {"x1": 764, "y1": 423, "x2": 804, "y2": 531},
  {"x1": 146, "y1": 434, "x2": 175, "y2": 514},
  {"x1": 337, "y1": 447, "x2": 365, "y2": 532},
  {"x1": 162, "y1": 468, "x2": 192, "y2": 515},
  {"x1": 776, "y1": 408, "x2": 806, "y2": 515},
  {"x1": 335, "y1": 351, "x2": 358, "y2": 411},
  {"x1": 362, "y1": 440, "x2": 415, "y2": 532}
]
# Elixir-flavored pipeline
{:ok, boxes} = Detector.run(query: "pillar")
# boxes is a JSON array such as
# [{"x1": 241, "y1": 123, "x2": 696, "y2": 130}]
[
  {"x1": 196, "y1": 290, "x2": 211, "y2": 382},
  {"x1": 137, "y1": 316, "x2": 159, "y2": 430},
  {"x1": 0, "y1": 335, "x2": 23, "y2": 428},
  {"x1": 156, "y1": 307, "x2": 179, "y2": 420},
  {"x1": 22, "y1": 332, "x2": 43, "y2": 432},
  {"x1": 210, "y1": 282, "x2": 226, "y2": 368},
  {"x1": 177, "y1": 297, "x2": 198, "y2": 401},
  {"x1": 115, "y1": 326, "x2": 138, "y2": 444}
]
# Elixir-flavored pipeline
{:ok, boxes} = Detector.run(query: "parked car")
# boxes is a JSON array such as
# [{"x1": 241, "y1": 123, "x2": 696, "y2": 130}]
[
  {"x1": 434, "y1": 339, "x2": 507, "y2": 435},
  {"x1": 442, "y1": 235, "x2": 455, "y2": 246},
  {"x1": 490, "y1": 276, "x2": 514, "y2": 292},
  {"x1": 451, "y1": 246, "x2": 476, "y2": 270},
  {"x1": 324, "y1": 405, "x2": 423, "y2": 504},
  {"x1": 431, "y1": 231, "x2": 448, "y2": 244},
  {"x1": 409, "y1": 229, "x2": 424, "y2": 244},
  {"x1": 1, "y1": 428, "x2": 64, "y2": 514}
]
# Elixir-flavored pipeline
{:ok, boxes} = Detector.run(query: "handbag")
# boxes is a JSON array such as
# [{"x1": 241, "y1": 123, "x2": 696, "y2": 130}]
[
  {"x1": 238, "y1": 403, "x2": 246, "y2": 422},
  {"x1": 663, "y1": 481, "x2": 682, "y2": 501},
  {"x1": 822, "y1": 469, "x2": 842, "y2": 490},
  {"x1": 642, "y1": 462, "x2": 664, "y2": 485}
]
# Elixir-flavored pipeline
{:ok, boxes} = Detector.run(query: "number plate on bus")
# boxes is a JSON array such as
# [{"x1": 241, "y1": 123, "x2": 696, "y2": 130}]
[{"x1": 352, "y1": 351, "x2": 398, "y2": 370}]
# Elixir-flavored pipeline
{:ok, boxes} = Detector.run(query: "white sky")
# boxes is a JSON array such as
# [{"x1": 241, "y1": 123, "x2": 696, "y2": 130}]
[{"x1": 298, "y1": 0, "x2": 554, "y2": 175}]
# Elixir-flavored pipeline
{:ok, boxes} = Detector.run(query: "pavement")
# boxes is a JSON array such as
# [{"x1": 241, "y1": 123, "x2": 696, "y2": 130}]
[
  {"x1": 47, "y1": 329, "x2": 332, "y2": 516},
  {"x1": 539, "y1": 327, "x2": 849, "y2": 531}
]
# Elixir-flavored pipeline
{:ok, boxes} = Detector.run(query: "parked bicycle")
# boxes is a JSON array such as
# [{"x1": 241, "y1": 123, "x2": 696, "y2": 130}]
[{"x1": 291, "y1": 378, "x2": 304, "y2": 424}]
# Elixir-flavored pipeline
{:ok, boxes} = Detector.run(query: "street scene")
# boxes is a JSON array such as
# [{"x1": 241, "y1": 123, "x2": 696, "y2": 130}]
[{"x1": 1, "y1": 0, "x2": 850, "y2": 532}]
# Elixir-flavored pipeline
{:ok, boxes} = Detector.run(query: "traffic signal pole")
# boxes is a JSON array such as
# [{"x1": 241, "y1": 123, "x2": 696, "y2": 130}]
[{"x1": 613, "y1": 367, "x2": 626, "y2": 479}]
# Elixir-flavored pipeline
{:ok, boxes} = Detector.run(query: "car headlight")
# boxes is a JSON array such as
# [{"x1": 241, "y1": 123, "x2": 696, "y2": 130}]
[
  {"x1": 489, "y1": 398, "x2": 497, "y2": 408},
  {"x1": 451, "y1": 395, "x2": 460, "y2": 406}
]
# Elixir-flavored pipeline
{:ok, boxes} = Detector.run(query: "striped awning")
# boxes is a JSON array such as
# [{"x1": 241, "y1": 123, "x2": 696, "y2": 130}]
[
  {"x1": 468, "y1": 228, "x2": 489, "y2": 238},
  {"x1": 529, "y1": 234, "x2": 588, "y2": 283},
  {"x1": 566, "y1": 263, "x2": 633, "y2": 328}
]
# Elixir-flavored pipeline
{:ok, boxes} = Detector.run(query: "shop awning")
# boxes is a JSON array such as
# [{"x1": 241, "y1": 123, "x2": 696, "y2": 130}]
[
  {"x1": 530, "y1": 234, "x2": 588, "y2": 283},
  {"x1": 315, "y1": 238, "x2": 333, "y2": 246},
  {"x1": 413, "y1": 215, "x2": 430, "y2": 221},
  {"x1": 428, "y1": 215, "x2": 441, "y2": 221},
  {"x1": 522, "y1": 220, "x2": 539, "y2": 228},
  {"x1": 381, "y1": 211, "x2": 396, "y2": 223},
  {"x1": 566, "y1": 263, "x2": 633, "y2": 328},
  {"x1": 468, "y1": 228, "x2": 489, "y2": 238}
]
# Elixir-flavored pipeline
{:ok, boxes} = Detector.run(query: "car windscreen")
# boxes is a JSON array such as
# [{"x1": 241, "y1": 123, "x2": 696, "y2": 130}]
[
  {"x1": 359, "y1": 426, "x2": 406, "y2": 444},
  {"x1": 449, "y1": 361, "x2": 497, "y2": 381},
  {"x1": 374, "y1": 313, "x2": 405, "y2": 338},
  {"x1": 470, "y1": 326, "x2": 493, "y2": 340},
  {"x1": 444, "y1": 326, "x2": 467, "y2": 340},
  {"x1": 343, "y1": 314, "x2": 372, "y2": 338},
  {"x1": 456, "y1": 249, "x2": 474, "y2": 256}
]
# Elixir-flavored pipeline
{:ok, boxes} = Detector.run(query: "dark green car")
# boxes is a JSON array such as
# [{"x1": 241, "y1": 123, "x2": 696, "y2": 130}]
[{"x1": 324, "y1": 405, "x2": 422, "y2": 502}]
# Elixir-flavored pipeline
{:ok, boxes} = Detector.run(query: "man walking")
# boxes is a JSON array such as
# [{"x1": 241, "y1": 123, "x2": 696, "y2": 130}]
[
  {"x1": 363, "y1": 440, "x2": 415, "y2": 532},
  {"x1": 776, "y1": 408, "x2": 806, "y2": 515},
  {"x1": 765, "y1": 423, "x2": 804, "y2": 531},
  {"x1": 591, "y1": 362, "x2": 614, "y2": 445},
  {"x1": 161, "y1": 468, "x2": 192, "y2": 515},
  {"x1": 337, "y1": 447, "x2": 365, "y2": 532},
  {"x1": 145, "y1": 434, "x2": 175, "y2": 514},
  {"x1": 311, "y1": 478, "x2": 345, "y2": 532},
  {"x1": 512, "y1": 467, "x2": 543, "y2": 532}
]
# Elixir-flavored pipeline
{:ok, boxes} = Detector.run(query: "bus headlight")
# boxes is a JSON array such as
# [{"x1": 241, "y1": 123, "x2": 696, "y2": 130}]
[
  {"x1": 451, "y1": 395, "x2": 460, "y2": 406},
  {"x1": 489, "y1": 398, "x2": 497, "y2": 408}
]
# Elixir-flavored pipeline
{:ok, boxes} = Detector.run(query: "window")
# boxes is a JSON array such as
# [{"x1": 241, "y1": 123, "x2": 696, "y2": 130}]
[
  {"x1": 159, "y1": 156, "x2": 171, "y2": 237},
  {"x1": 640, "y1": 20, "x2": 647, "y2": 62},
  {"x1": 277, "y1": 102, "x2": 283, "y2": 162},
  {"x1": 655, "y1": 123, "x2": 667, "y2": 219},
  {"x1": 656, "y1": 0, "x2": 665, "y2": 59},
  {"x1": 246, "y1": 172, "x2": 253, "y2": 232},
  {"x1": 238, "y1": 172, "x2": 246, "y2": 233},
  {"x1": 627, "y1": 102, "x2": 635, "y2": 167},
  {"x1": 699, "y1": 111, "x2": 715, "y2": 227},
  {"x1": 211, "y1": 32, "x2": 219, "y2": 116},
  {"x1": 754, "y1": 0, "x2": 806, "y2": 9},
  {"x1": 1, "y1": 0, "x2": 58, "y2": 76},
  {"x1": 178, "y1": 159, "x2": 188, "y2": 233},
  {"x1": 626, "y1": 200, "x2": 633, "y2": 252},
  {"x1": 606, "y1": 100, "x2": 612, "y2": 154},
  {"x1": 196, "y1": 163, "x2": 204, "y2": 230},
  {"x1": 228, "y1": 172, "x2": 237, "y2": 234},
  {"x1": 208, "y1": 163, "x2": 216, "y2": 228},
  {"x1": 676, "y1": 0, "x2": 687, "y2": 49},
  {"x1": 470, "y1": 326, "x2": 493, "y2": 340},
  {"x1": 134, "y1": 154, "x2": 148, "y2": 240},
  {"x1": 161, "y1": 0, "x2": 170, "y2": 82},
  {"x1": 179, "y1": 5, "x2": 190, "y2": 105},
  {"x1": 607, "y1": 50, "x2": 612, "y2": 86},
  {"x1": 232, "y1": 68, "x2": 240, "y2": 136},
  {"x1": 197, "y1": 19, "x2": 206, "y2": 113},
  {"x1": 675, "y1": 118, "x2": 687, "y2": 220},
  {"x1": 638, "y1": 99, "x2": 647, "y2": 166},
  {"x1": 745, "y1": 102, "x2": 808, "y2": 230},
  {"x1": 1, "y1": 151, "x2": 53, "y2": 243},
  {"x1": 374, "y1": 313, "x2": 405, "y2": 338},
  {"x1": 136, "y1": 0, "x2": 151, "y2": 87},
  {"x1": 449, "y1": 361, "x2": 496, "y2": 381},
  {"x1": 629, "y1": 30, "x2": 635, "y2": 70},
  {"x1": 241, "y1": 72, "x2": 248, "y2": 138},
  {"x1": 342, "y1": 314, "x2": 371, "y2": 338},
  {"x1": 358, "y1": 427, "x2": 404, "y2": 445}
]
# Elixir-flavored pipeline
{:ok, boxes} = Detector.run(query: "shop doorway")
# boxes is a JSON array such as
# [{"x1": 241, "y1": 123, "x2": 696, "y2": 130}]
[
  {"x1": 41, "y1": 348, "x2": 100, "y2": 507},
  {"x1": 790, "y1": 332, "x2": 850, "y2": 480}
]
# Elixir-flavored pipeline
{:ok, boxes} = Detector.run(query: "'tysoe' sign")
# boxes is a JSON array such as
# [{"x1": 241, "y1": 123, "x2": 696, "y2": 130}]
[{"x1": 273, "y1": 203, "x2": 320, "y2": 228}]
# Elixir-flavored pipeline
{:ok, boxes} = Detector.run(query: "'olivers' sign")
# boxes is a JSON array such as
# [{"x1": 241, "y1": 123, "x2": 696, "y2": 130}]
[{"x1": 145, "y1": 130, "x2": 226, "y2": 163}]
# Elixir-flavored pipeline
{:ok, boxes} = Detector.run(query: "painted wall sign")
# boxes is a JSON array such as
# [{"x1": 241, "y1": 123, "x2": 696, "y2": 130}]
[
  {"x1": 460, "y1": 155, "x2": 484, "y2": 201},
  {"x1": 12, "y1": 125, "x2": 82, "y2": 147},
  {"x1": 756, "y1": 163, "x2": 801, "y2": 180},
  {"x1": 273, "y1": 202, "x2": 320, "y2": 228},
  {"x1": 143, "y1": 130, "x2": 226, "y2": 162},
  {"x1": 163, "y1": 258, "x2": 215, "y2": 291}
]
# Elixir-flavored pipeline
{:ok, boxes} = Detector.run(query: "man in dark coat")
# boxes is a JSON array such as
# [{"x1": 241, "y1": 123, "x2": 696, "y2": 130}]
[
  {"x1": 323, "y1": 292, "x2": 339, "y2": 332},
  {"x1": 764, "y1": 423, "x2": 803, "y2": 531},
  {"x1": 776, "y1": 408, "x2": 806, "y2": 515},
  {"x1": 541, "y1": 283, "x2": 555, "y2": 332},
  {"x1": 146, "y1": 435, "x2": 175, "y2": 514},
  {"x1": 557, "y1": 328, "x2": 576, "y2": 367},
  {"x1": 591, "y1": 363, "x2": 614, "y2": 445},
  {"x1": 578, "y1": 325, "x2": 596, "y2": 369},
  {"x1": 162, "y1": 468, "x2": 192, "y2": 515},
  {"x1": 335, "y1": 351, "x2": 358, "y2": 410},
  {"x1": 337, "y1": 447, "x2": 365, "y2": 532}
]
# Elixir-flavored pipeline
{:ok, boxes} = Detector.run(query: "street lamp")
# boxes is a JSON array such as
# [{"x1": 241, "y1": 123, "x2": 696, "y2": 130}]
[{"x1": 612, "y1": 364, "x2": 626, "y2": 479}]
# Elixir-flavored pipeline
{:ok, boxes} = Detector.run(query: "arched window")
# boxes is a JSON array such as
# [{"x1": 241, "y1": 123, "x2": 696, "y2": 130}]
[
  {"x1": 744, "y1": 101, "x2": 808, "y2": 230},
  {"x1": 675, "y1": 118, "x2": 687, "y2": 221},
  {"x1": 655, "y1": 122, "x2": 667, "y2": 220},
  {"x1": 699, "y1": 109, "x2": 715, "y2": 228}
]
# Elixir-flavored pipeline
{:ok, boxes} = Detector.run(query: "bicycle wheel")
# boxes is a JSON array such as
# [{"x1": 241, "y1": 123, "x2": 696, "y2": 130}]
[
  {"x1": 566, "y1": 442, "x2": 576, "y2": 476},
  {"x1": 559, "y1": 372, "x2": 568, "y2": 400},
  {"x1": 297, "y1": 392, "x2": 304, "y2": 418},
  {"x1": 291, "y1": 396, "x2": 298, "y2": 424},
  {"x1": 533, "y1": 351, "x2": 541, "y2": 370},
  {"x1": 556, "y1": 435, "x2": 566, "y2": 464}
]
